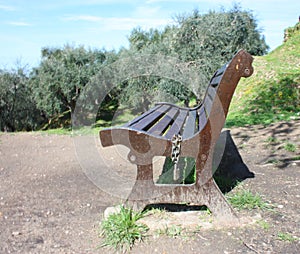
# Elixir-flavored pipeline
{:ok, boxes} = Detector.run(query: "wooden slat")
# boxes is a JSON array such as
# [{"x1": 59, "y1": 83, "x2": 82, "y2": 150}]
[
  {"x1": 215, "y1": 62, "x2": 227, "y2": 76},
  {"x1": 124, "y1": 104, "x2": 161, "y2": 127},
  {"x1": 182, "y1": 110, "x2": 197, "y2": 139},
  {"x1": 130, "y1": 105, "x2": 170, "y2": 131},
  {"x1": 164, "y1": 109, "x2": 188, "y2": 139},
  {"x1": 198, "y1": 106, "x2": 207, "y2": 131},
  {"x1": 210, "y1": 74, "x2": 223, "y2": 87},
  {"x1": 148, "y1": 107, "x2": 179, "y2": 136},
  {"x1": 207, "y1": 85, "x2": 217, "y2": 99}
]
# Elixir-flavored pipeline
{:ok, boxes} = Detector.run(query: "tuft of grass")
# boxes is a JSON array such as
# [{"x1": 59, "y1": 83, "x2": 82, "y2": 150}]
[
  {"x1": 257, "y1": 220, "x2": 271, "y2": 230},
  {"x1": 277, "y1": 232, "x2": 298, "y2": 242},
  {"x1": 227, "y1": 188, "x2": 269, "y2": 210},
  {"x1": 156, "y1": 225, "x2": 184, "y2": 238},
  {"x1": 290, "y1": 155, "x2": 300, "y2": 161},
  {"x1": 265, "y1": 137, "x2": 279, "y2": 144},
  {"x1": 99, "y1": 206, "x2": 148, "y2": 252},
  {"x1": 284, "y1": 142, "x2": 297, "y2": 152},
  {"x1": 266, "y1": 158, "x2": 279, "y2": 165}
]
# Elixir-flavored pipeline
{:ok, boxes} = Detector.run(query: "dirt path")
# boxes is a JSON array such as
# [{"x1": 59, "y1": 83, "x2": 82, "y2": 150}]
[{"x1": 0, "y1": 120, "x2": 299, "y2": 253}]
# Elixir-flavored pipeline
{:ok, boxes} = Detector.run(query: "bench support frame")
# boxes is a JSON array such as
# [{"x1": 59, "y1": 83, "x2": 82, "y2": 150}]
[{"x1": 100, "y1": 50, "x2": 254, "y2": 218}]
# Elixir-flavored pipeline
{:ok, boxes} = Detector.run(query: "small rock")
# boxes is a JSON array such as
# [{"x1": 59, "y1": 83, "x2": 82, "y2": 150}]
[
  {"x1": 278, "y1": 205, "x2": 284, "y2": 209},
  {"x1": 104, "y1": 206, "x2": 122, "y2": 219},
  {"x1": 26, "y1": 236, "x2": 44, "y2": 245},
  {"x1": 12, "y1": 231, "x2": 21, "y2": 236}
]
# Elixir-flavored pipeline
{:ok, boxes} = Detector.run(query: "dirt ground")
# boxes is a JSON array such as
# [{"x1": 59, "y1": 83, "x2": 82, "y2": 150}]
[{"x1": 0, "y1": 120, "x2": 299, "y2": 254}]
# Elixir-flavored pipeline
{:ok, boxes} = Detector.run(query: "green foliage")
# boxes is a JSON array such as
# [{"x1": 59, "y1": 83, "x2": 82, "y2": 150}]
[
  {"x1": 29, "y1": 45, "x2": 107, "y2": 128},
  {"x1": 228, "y1": 22, "x2": 300, "y2": 127},
  {"x1": 156, "y1": 225, "x2": 184, "y2": 238},
  {"x1": 284, "y1": 142, "x2": 297, "y2": 152},
  {"x1": 277, "y1": 232, "x2": 298, "y2": 242},
  {"x1": 227, "y1": 188, "x2": 269, "y2": 210},
  {"x1": 248, "y1": 76, "x2": 299, "y2": 113},
  {"x1": 256, "y1": 220, "x2": 271, "y2": 230},
  {"x1": 173, "y1": 5, "x2": 268, "y2": 74},
  {"x1": 100, "y1": 206, "x2": 148, "y2": 252},
  {"x1": 0, "y1": 67, "x2": 44, "y2": 131},
  {"x1": 1, "y1": 5, "x2": 286, "y2": 131},
  {"x1": 284, "y1": 22, "x2": 300, "y2": 42},
  {"x1": 122, "y1": 4, "x2": 268, "y2": 109},
  {"x1": 157, "y1": 157, "x2": 196, "y2": 185}
]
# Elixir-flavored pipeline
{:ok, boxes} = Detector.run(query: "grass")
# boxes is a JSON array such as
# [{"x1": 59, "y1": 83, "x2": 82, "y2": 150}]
[
  {"x1": 154, "y1": 223, "x2": 201, "y2": 240},
  {"x1": 265, "y1": 137, "x2": 279, "y2": 144},
  {"x1": 155, "y1": 225, "x2": 184, "y2": 238},
  {"x1": 227, "y1": 22, "x2": 300, "y2": 128},
  {"x1": 266, "y1": 158, "x2": 279, "y2": 165},
  {"x1": 284, "y1": 142, "x2": 297, "y2": 152},
  {"x1": 99, "y1": 206, "x2": 148, "y2": 252},
  {"x1": 226, "y1": 187, "x2": 269, "y2": 210},
  {"x1": 290, "y1": 155, "x2": 300, "y2": 161},
  {"x1": 157, "y1": 157, "x2": 196, "y2": 185},
  {"x1": 277, "y1": 232, "x2": 299, "y2": 242},
  {"x1": 256, "y1": 220, "x2": 271, "y2": 230}
]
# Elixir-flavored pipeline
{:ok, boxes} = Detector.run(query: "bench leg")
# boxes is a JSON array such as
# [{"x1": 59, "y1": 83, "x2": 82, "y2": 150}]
[
  {"x1": 126, "y1": 165, "x2": 237, "y2": 220},
  {"x1": 126, "y1": 164, "x2": 156, "y2": 210},
  {"x1": 202, "y1": 178, "x2": 237, "y2": 220}
]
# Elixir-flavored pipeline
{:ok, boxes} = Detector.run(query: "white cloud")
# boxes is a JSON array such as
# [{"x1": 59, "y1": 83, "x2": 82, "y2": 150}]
[
  {"x1": 133, "y1": 6, "x2": 161, "y2": 18},
  {"x1": 64, "y1": 15, "x2": 171, "y2": 31},
  {"x1": 7, "y1": 21, "x2": 32, "y2": 27},
  {"x1": 0, "y1": 4, "x2": 16, "y2": 11},
  {"x1": 145, "y1": 0, "x2": 231, "y2": 4},
  {"x1": 64, "y1": 15, "x2": 102, "y2": 22}
]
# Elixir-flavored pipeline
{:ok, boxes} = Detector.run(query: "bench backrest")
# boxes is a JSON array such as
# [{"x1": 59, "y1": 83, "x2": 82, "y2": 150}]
[
  {"x1": 126, "y1": 50, "x2": 253, "y2": 140},
  {"x1": 196, "y1": 50, "x2": 253, "y2": 136},
  {"x1": 203, "y1": 50, "x2": 253, "y2": 118},
  {"x1": 99, "y1": 50, "x2": 253, "y2": 147}
]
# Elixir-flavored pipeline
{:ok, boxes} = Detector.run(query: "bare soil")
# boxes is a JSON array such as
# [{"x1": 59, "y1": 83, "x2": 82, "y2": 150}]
[{"x1": 0, "y1": 120, "x2": 299, "y2": 254}]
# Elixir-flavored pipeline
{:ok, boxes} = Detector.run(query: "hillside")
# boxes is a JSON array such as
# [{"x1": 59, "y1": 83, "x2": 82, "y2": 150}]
[{"x1": 227, "y1": 22, "x2": 300, "y2": 127}]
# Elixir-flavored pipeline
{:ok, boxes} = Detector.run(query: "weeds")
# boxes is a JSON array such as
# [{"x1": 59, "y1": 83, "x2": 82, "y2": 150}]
[
  {"x1": 227, "y1": 187, "x2": 269, "y2": 210},
  {"x1": 256, "y1": 220, "x2": 271, "y2": 230},
  {"x1": 284, "y1": 142, "x2": 297, "y2": 152},
  {"x1": 265, "y1": 137, "x2": 278, "y2": 144},
  {"x1": 99, "y1": 206, "x2": 148, "y2": 252},
  {"x1": 277, "y1": 232, "x2": 298, "y2": 242},
  {"x1": 156, "y1": 225, "x2": 184, "y2": 238}
]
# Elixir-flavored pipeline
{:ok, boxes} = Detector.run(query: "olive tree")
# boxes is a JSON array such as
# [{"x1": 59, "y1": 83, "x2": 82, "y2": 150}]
[
  {"x1": 0, "y1": 67, "x2": 43, "y2": 131},
  {"x1": 29, "y1": 45, "x2": 107, "y2": 127},
  {"x1": 119, "y1": 5, "x2": 269, "y2": 109}
]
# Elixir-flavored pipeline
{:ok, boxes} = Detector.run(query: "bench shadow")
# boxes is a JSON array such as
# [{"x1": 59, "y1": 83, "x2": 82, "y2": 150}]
[
  {"x1": 145, "y1": 130, "x2": 255, "y2": 213},
  {"x1": 213, "y1": 130, "x2": 255, "y2": 193}
]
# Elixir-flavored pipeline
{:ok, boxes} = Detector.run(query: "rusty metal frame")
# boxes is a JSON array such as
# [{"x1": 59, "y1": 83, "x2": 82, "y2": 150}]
[{"x1": 100, "y1": 50, "x2": 254, "y2": 218}]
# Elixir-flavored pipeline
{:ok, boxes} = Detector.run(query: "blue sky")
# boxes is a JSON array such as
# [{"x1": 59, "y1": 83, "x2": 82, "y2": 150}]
[{"x1": 0, "y1": 0, "x2": 299, "y2": 69}]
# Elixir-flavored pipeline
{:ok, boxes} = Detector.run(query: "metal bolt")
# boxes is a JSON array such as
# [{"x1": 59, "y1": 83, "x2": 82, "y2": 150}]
[
  {"x1": 244, "y1": 68, "x2": 250, "y2": 75},
  {"x1": 130, "y1": 155, "x2": 136, "y2": 162}
]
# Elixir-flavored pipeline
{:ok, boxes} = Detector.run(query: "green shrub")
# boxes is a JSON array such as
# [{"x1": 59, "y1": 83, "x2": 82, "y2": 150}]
[{"x1": 100, "y1": 206, "x2": 148, "y2": 252}]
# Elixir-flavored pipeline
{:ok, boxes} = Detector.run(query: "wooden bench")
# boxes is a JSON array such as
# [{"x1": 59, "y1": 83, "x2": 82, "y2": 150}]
[{"x1": 100, "y1": 50, "x2": 253, "y2": 218}]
